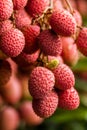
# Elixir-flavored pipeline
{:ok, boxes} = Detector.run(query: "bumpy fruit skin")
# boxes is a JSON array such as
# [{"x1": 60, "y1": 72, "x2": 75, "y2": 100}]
[
  {"x1": 53, "y1": 64, "x2": 75, "y2": 90},
  {"x1": 76, "y1": 27, "x2": 87, "y2": 56},
  {"x1": 0, "y1": 0, "x2": 13, "y2": 21},
  {"x1": 38, "y1": 30, "x2": 62, "y2": 56},
  {"x1": 0, "y1": 28, "x2": 25, "y2": 57},
  {"x1": 33, "y1": 91, "x2": 58, "y2": 118},
  {"x1": 0, "y1": 20, "x2": 13, "y2": 36},
  {"x1": 19, "y1": 101, "x2": 43, "y2": 125},
  {"x1": 26, "y1": 0, "x2": 49, "y2": 18},
  {"x1": 12, "y1": 50, "x2": 40, "y2": 68},
  {"x1": 29, "y1": 67, "x2": 55, "y2": 99},
  {"x1": 58, "y1": 87, "x2": 80, "y2": 110},
  {"x1": 22, "y1": 25, "x2": 40, "y2": 54},
  {"x1": 13, "y1": 0, "x2": 28, "y2": 10},
  {"x1": 20, "y1": 50, "x2": 40, "y2": 64},
  {"x1": 0, "y1": 106, "x2": 20, "y2": 130},
  {"x1": 14, "y1": 9, "x2": 31, "y2": 29},
  {"x1": 50, "y1": 10, "x2": 76, "y2": 36}
]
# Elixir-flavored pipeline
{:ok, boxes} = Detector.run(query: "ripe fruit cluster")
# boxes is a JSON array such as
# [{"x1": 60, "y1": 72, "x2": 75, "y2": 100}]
[{"x1": 0, "y1": 0, "x2": 86, "y2": 129}]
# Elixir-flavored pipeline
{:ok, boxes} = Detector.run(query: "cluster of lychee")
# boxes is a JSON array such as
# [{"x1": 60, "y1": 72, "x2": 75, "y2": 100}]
[{"x1": 0, "y1": 0, "x2": 87, "y2": 128}]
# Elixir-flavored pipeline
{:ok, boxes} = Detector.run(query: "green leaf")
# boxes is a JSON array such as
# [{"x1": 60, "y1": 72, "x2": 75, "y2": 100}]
[{"x1": 72, "y1": 57, "x2": 87, "y2": 72}]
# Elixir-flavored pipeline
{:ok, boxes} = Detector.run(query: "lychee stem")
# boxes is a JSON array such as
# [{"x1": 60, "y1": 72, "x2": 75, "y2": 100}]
[
  {"x1": 64, "y1": 0, "x2": 74, "y2": 15},
  {"x1": 77, "y1": 25, "x2": 83, "y2": 30}
]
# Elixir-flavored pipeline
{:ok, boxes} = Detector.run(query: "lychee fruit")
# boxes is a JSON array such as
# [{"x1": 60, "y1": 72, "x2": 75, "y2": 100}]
[
  {"x1": 76, "y1": 27, "x2": 87, "y2": 56},
  {"x1": 61, "y1": 37, "x2": 79, "y2": 66},
  {"x1": 49, "y1": 9, "x2": 76, "y2": 36},
  {"x1": 19, "y1": 101, "x2": 44, "y2": 125},
  {"x1": 26, "y1": 0, "x2": 49, "y2": 18},
  {"x1": 0, "y1": 60, "x2": 12, "y2": 88},
  {"x1": 20, "y1": 49, "x2": 40, "y2": 64},
  {"x1": 0, "y1": 28, "x2": 25, "y2": 57},
  {"x1": 0, "y1": 106, "x2": 20, "y2": 130},
  {"x1": 32, "y1": 91, "x2": 58, "y2": 118},
  {"x1": 73, "y1": 9, "x2": 82, "y2": 26},
  {"x1": 2, "y1": 75, "x2": 22, "y2": 105},
  {"x1": 14, "y1": 9, "x2": 32, "y2": 30},
  {"x1": 53, "y1": 0, "x2": 63, "y2": 11},
  {"x1": 22, "y1": 25, "x2": 40, "y2": 54},
  {"x1": 13, "y1": 0, "x2": 28, "y2": 10},
  {"x1": 53, "y1": 64, "x2": 75, "y2": 90},
  {"x1": 0, "y1": 20, "x2": 13, "y2": 36},
  {"x1": 12, "y1": 50, "x2": 40, "y2": 73},
  {"x1": 58, "y1": 87, "x2": 80, "y2": 110},
  {"x1": 38, "y1": 30, "x2": 62, "y2": 56},
  {"x1": 0, "y1": 0, "x2": 13, "y2": 21},
  {"x1": 29, "y1": 66, "x2": 55, "y2": 99}
]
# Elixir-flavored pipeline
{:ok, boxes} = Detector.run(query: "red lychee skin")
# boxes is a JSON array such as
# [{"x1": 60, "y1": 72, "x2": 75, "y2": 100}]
[
  {"x1": 12, "y1": 49, "x2": 40, "y2": 68},
  {"x1": 50, "y1": 10, "x2": 76, "y2": 36},
  {"x1": 58, "y1": 87, "x2": 80, "y2": 110},
  {"x1": 53, "y1": 64, "x2": 75, "y2": 90},
  {"x1": 76, "y1": 28, "x2": 87, "y2": 56},
  {"x1": 61, "y1": 37, "x2": 79, "y2": 66},
  {"x1": 0, "y1": 20, "x2": 13, "y2": 36},
  {"x1": 0, "y1": 106, "x2": 20, "y2": 130},
  {"x1": 0, "y1": 0, "x2": 13, "y2": 21},
  {"x1": 32, "y1": 91, "x2": 58, "y2": 118},
  {"x1": 13, "y1": 0, "x2": 28, "y2": 10},
  {"x1": 20, "y1": 49, "x2": 40, "y2": 64},
  {"x1": 19, "y1": 101, "x2": 44, "y2": 125},
  {"x1": 14, "y1": 9, "x2": 32, "y2": 30},
  {"x1": 38, "y1": 30, "x2": 62, "y2": 56},
  {"x1": 26, "y1": 0, "x2": 49, "y2": 18},
  {"x1": 73, "y1": 9, "x2": 82, "y2": 26},
  {"x1": 22, "y1": 25, "x2": 40, "y2": 54},
  {"x1": 0, "y1": 28, "x2": 25, "y2": 57},
  {"x1": 29, "y1": 67, "x2": 55, "y2": 99}
]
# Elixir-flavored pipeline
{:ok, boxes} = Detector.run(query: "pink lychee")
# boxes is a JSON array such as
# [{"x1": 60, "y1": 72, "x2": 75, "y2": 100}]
[
  {"x1": 13, "y1": 0, "x2": 28, "y2": 10},
  {"x1": 61, "y1": 37, "x2": 79, "y2": 66},
  {"x1": 33, "y1": 91, "x2": 58, "y2": 118},
  {"x1": 0, "y1": 20, "x2": 13, "y2": 36},
  {"x1": 22, "y1": 25, "x2": 40, "y2": 54},
  {"x1": 76, "y1": 27, "x2": 87, "y2": 56},
  {"x1": 53, "y1": 64, "x2": 75, "y2": 90},
  {"x1": 26, "y1": 0, "x2": 49, "y2": 18},
  {"x1": 0, "y1": 106, "x2": 20, "y2": 130},
  {"x1": 50, "y1": 9, "x2": 76, "y2": 36},
  {"x1": 0, "y1": 0, "x2": 13, "y2": 21},
  {"x1": 29, "y1": 66, "x2": 55, "y2": 99},
  {"x1": 58, "y1": 87, "x2": 80, "y2": 110},
  {"x1": 38, "y1": 30, "x2": 62, "y2": 56},
  {"x1": 0, "y1": 28, "x2": 25, "y2": 57},
  {"x1": 19, "y1": 101, "x2": 44, "y2": 125},
  {"x1": 14, "y1": 9, "x2": 32, "y2": 30}
]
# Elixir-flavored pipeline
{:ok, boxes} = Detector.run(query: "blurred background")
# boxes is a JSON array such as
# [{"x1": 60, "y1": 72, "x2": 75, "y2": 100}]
[{"x1": 1, "y1": 0, "x2": 87, "y2": 130}]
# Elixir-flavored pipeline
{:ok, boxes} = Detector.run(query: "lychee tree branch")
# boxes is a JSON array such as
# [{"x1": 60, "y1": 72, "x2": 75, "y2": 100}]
[{"x1": 64, "y1": 0, "x2": 74, "y2": 15}]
